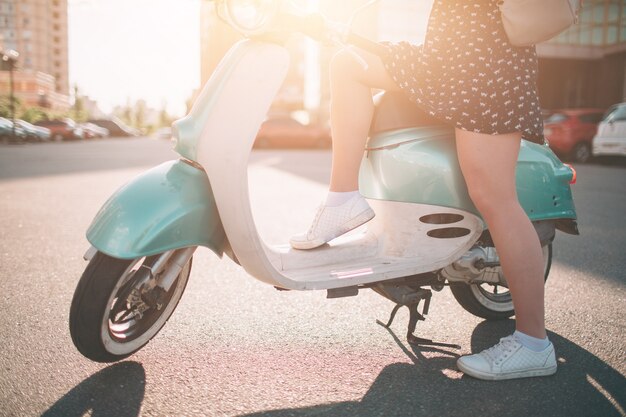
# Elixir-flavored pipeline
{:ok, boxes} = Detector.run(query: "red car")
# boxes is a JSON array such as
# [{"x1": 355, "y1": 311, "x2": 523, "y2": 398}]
[
  {"x1": 255, "y1": 117, "x2": 331, "y2": 149},
  {"x1": 35, "y1": 118, "x2": 85, "y2": 141},
  {"x1": 543, "y1": 109, "x2": 605, "y2": 163}
]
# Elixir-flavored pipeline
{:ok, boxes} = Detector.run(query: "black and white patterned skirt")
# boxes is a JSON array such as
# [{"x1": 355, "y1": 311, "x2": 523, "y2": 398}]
[{"x1": 382, "y1": 0, "x2": 544, "y2": 144}]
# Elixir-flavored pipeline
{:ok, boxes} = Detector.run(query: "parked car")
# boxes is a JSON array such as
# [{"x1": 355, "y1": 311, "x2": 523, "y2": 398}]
[
  {"x1": 543, "y1": 109, "x2": 605, "y2": 163},
  {"x1": 80, "y1": 122, "x2": 109, "y2": 139},
  {"x1": 254, "y1": 117, "x2": 331, "y2": 148},
  {"x1": 0, "y1": 117, "x2": 28, "y2": 142},
  {"x1": 88, "y1": 118, "x2": 140, "y2": 138},
  {"x1": 592, "y1": 102, "x2": 626, "y2": 159},
  {"x1": 35, "y1": 118, "x2": 84, "y2": 141},
  {"x1": 15, "y1": 119, "x2": 51, "y2": 142}
]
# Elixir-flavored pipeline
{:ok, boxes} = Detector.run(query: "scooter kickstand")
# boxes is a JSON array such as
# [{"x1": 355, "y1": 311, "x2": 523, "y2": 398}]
[
  {"x1": 377, "y1": 290, "x2": 461, "y2": 349},
  {"x1": 377, "y1": 299, "x2": 431, "y2": 345},
  {"x1": 406, "y1": 300, "x2": 431, "y2": 346},
  {"x1": 376, "y1": 298, "x2": 429, "y2": 343},
  {"x1": 380, "y1": 304, "x2": 402, "y2": 328}
]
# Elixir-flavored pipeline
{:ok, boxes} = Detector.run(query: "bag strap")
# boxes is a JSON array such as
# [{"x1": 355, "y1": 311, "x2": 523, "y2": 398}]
[{"x1": 571, "y1": 0, "x2": 584, "y2": 24}]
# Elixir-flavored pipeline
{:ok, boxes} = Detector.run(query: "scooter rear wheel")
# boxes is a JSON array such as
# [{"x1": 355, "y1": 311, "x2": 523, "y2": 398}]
[
  {"x1": 449, "y1": 244, "x2": 552, "y2": 320},
  {"x1": 69, "y1": 250, "x2": 192, "y2": 362}
]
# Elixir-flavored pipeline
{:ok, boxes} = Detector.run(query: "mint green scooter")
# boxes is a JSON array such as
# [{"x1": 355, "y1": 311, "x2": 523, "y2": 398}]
[{"x1": 69, "y1": 0, "x2": 578, "y2": 362}]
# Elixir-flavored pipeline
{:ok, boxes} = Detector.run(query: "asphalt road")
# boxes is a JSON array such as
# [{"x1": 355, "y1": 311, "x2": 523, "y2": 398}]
[{"x1": 0, "y1": 138, "x2": 624, "y2": 417}]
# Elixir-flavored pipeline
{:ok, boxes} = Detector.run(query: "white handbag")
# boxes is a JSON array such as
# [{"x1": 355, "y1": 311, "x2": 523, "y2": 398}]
[{"x1": 498, "y1": 0, "x2": 583, "y2": 46}]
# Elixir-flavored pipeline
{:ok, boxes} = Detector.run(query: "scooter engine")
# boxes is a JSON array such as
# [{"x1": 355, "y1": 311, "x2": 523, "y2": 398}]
[{"x1": 441, "y1": 246, "x2": 505, "y2": 285}]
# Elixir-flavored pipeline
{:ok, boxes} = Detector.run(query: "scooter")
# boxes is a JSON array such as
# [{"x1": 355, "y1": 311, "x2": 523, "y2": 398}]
[{"x1": 69, "y1": 0, "x2": 578, "y2": 363}]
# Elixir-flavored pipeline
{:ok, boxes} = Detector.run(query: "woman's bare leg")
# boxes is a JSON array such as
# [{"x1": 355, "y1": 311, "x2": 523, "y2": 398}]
[
  {"x1": 329, "y1": 49, "x2": 399, "y2": 192},
  {"x1": 455, "y1": 129, "x2": 546, "y2": 339}
]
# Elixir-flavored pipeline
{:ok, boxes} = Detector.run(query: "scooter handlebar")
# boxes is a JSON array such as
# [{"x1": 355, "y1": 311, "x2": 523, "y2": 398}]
[{"x1": 286, "y1": 13, "x2": 389, "y2": 58}]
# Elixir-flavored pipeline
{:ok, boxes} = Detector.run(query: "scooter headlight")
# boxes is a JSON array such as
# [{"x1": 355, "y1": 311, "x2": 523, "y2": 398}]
[{"x1": 222, "y1": 0, "x2": 280, "y2": 36}]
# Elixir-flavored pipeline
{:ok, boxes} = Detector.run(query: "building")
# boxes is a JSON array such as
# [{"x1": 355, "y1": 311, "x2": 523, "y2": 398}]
[
  {"x1": 0, "y1": 69, "x2": 68, "y2": 108},
  {"x1": 0, "y1": 0, "x2": 70, "y2": 110},
  {"x1": 537, "y1": 0, "x2": 626, "y2": 110}
]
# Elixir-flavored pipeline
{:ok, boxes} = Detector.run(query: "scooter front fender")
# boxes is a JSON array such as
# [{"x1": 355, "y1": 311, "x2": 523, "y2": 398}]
[{"x1": 86, "y1": 160, "x2": 226, "y2": 259}]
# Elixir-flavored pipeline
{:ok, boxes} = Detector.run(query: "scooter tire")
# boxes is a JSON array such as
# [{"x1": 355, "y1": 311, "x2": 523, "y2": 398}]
[
  {"x1": 69, "y1": 251, "x2": 191, "y2": 363},
  {"x1": 449, "y1": 244, "x2": 552, "y2": 320}
]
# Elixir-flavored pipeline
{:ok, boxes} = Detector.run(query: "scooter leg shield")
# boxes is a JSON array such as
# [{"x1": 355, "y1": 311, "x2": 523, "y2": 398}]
[{"x1": 86, "y1": 159, "x2": 227, "y2": 259}]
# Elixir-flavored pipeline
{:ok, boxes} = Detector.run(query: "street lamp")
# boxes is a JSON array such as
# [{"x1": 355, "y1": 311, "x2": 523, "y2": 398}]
[{"x1": 2, "y1": 49, "x2": 19, "y2": 143}]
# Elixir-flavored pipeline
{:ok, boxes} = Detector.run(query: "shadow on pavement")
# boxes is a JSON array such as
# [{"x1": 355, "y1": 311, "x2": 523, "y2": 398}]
[
  {"x1": 41, "y1": 361, "x2": 145, "y2": 417},
  {"x1": 238, "y1": 320, "x2": 625, "y2": 417}
]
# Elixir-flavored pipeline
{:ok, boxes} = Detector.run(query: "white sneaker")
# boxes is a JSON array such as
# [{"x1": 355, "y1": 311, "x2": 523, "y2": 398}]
[
  {"x1": 289, "y1": 194, "x2": 375, "y2": 250},
  {"x1": 456, "y1": 335, "x2": 557, "y2": 381}
]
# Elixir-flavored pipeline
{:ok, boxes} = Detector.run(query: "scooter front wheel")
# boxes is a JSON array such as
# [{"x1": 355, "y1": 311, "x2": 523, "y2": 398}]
[
  {"x1": 69, "y1": 249, "x2": 193, "y2": 363},
  {"x1": 449, "y1": 244, "x2": 552, "y2": 320}
]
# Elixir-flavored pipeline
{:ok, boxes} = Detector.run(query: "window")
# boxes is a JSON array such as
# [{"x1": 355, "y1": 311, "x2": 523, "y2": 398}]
[
  {"x1": 603, "y1": 105, "x2": 626, "y2": 122},
  {"x1": 579, "y1": 113, "x2": 604, "y2": 124},
  {"x1": 547, "y1": 0, "x2": 626, "y2": 47},
  {"x1": 545, "y1": 113, "x2": 569, "y2": 123},
  {"x1": 607, "y1": 4, "x2": 620, "y2": 23}
]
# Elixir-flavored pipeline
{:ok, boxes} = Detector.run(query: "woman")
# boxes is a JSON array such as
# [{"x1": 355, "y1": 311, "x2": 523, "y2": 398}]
[{"x1": 290, "y1": 0, "x2": 557, "y2": 380}]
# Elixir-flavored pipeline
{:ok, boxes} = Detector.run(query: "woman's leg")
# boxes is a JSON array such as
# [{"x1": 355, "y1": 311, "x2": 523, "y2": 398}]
[
  {"x1": 290, "y1": 48, "x2": 400, "y2": 249},
  {"x1": 329, "y1": 48, "x2": 400, "y2": 192},
  {"x1": 455, "y1": 129, "x2": 546, "y2": 339}
]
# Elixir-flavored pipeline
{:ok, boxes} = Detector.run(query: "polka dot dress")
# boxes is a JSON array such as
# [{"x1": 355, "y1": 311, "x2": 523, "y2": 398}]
[{"x1": 383, "y1": 0, "x2": 544, "y2": 144}]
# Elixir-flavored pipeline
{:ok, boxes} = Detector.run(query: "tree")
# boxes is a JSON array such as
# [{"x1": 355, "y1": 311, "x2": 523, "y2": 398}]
[
  {"x1": 117, "y1": 98, "x2": 133, "y2": 127},
  {"x1": 72, "y1": 85, "x2": 89, "y2": 122},
  {"x1": 134, "y1": 99, "x2": 147, "y2": 130},
  {"x1": 20, "y1": 107, "x2": 52, "y2": 124},
  {"x1": 159, "y1": 101, "x2": 173, "y2": 127},
  {"x1": 0, "y1": 95, "x2": 22, "y2": 119}
]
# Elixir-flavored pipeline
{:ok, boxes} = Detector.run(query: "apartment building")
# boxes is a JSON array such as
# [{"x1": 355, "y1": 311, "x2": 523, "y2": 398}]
[
  {"x1": 537, "y1": 0, "x2": 626, "y2": 110},
  {"x1": 0, "y1": 0, "x2": 70, "y2": 109}
]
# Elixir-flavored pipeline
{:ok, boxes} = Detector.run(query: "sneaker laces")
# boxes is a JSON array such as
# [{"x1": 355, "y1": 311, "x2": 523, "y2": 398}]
[
  {"x1": 306, "y1": 205, "x2": 325, "y2": 236},
  {"x1": 481, "y1": 336, "x2": 519, "y2": 363}
]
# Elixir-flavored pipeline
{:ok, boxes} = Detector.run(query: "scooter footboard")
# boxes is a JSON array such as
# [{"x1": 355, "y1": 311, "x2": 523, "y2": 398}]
[{"x1": 87, "y1": 159, "x2": 226, "y2": 259}]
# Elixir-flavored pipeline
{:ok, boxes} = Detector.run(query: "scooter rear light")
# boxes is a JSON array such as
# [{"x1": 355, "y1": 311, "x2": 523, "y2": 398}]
[{"x1": 564, "y1": 163, "x2": 577, "y2": 184}]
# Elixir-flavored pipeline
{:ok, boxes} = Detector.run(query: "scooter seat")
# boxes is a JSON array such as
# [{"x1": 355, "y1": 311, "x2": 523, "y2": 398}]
[{"x1": 370, "y1": 92, "x2": 444, "y2": 136}]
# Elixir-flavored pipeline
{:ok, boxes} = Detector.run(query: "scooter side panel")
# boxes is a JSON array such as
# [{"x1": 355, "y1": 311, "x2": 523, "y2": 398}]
[
  {"x1": 360, "y1": 128, "x2": 479, "y2": 214},
  {"x1": 86, "y1": 160, "x2": 226, "y2": 259},
  {"x1": 360, "y1": 127, "x2": 577, "y2": 221},
  {"x1": 517, "y1": 141, "x2": 577, "y2": 221}
]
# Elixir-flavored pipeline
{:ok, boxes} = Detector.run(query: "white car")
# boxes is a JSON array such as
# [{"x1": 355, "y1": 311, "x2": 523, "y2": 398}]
[{"x1": 592, "y1": 103, "x2": 626, "y2": 158}]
